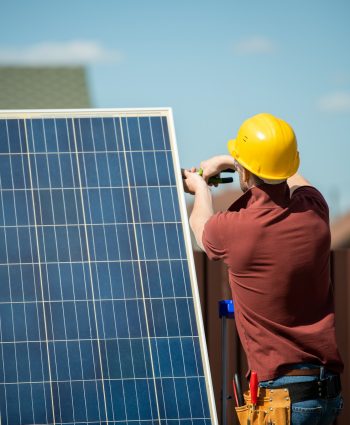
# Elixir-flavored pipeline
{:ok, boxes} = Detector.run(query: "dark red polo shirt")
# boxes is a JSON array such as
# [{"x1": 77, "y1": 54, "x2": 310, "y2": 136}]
[{"x1": 202, "y1": 183, "x2": 344, "y2": 381}]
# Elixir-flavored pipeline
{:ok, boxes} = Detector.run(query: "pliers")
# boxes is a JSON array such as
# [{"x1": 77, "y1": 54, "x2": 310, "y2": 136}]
[{"x1": 182, "y1": 168, "x2": 235, "y2": 185}]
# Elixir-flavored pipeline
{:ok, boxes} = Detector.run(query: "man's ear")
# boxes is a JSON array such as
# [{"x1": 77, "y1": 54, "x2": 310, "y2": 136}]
[{"x1": 243, "y1": 168, "x2": 251, "y2": 184}]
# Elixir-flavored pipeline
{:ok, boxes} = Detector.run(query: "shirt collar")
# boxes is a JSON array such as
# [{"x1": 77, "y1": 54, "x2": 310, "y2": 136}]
[{"x1": 229, "y1": 182, "x2": 290, "y2": 211}]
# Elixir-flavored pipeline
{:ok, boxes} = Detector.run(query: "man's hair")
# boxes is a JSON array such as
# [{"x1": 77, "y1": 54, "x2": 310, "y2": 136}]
[
  {"x1": 234, "y1": 159, "x2": 286, "y2": 186},
  {"x1": 250, "y1": 173, "x2": 265, "y2": 186}
]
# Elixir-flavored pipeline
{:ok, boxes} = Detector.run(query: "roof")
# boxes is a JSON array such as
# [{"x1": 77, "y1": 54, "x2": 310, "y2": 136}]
[{"x1": 0, "y1": 66, "x2": 91, "y2": 109}]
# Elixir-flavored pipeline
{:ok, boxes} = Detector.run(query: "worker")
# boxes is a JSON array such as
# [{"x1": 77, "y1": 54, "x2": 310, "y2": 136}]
[{"x1": 183, "y1": 113, "x2": 344, "y2": 425}]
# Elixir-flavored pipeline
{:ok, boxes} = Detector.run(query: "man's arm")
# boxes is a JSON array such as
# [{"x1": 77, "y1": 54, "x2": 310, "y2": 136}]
[
  {"x1": 200, "y1": 155, "x2": 236, "y2": 182},
  {"x1": 183, "y1": 169, "x2": 214, "y2": 251},
  {"x1": 287, "y1": 173, "x2": 312, "y2": 196}
]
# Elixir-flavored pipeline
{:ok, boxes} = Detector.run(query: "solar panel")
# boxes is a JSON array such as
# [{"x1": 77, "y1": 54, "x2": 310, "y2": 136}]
[{"x1": 0, "y1": 109, "x2": 218, "y2": 425}]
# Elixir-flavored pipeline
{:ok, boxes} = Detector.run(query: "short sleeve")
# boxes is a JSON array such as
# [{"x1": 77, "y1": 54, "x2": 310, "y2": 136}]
[
  {"x1": 292, "y1": 186, "x2": 329, "y2": 221},
  {"x1": 202, "y1": 211, "x2": 232, "y2": 261}
]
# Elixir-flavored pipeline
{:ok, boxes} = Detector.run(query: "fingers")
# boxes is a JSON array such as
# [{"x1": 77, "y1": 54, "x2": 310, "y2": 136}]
[
  {"x1": 183, "y1": 169, "x2": 194, "y2": 178},
  {"x1": 183, "y1": 168, "x2": 197, "y2": 178},
  {"x1": 199, "y1": 157, "x2": 221, "y2": 182}
]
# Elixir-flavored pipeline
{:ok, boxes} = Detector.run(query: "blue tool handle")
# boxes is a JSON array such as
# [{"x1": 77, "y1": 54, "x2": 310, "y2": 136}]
[{"x1": 219, "y1": 300, "x2": 235, "y2": 318}]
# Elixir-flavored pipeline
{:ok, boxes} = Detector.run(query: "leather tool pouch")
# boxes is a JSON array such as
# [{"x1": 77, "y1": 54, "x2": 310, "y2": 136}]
[{"x1": 235, "y1": 388, "x2": 291, "y2": 425}]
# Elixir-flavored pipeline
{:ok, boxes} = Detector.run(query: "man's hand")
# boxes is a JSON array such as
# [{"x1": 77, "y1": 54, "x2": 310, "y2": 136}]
[
  {"x1": 183, "y1": 169, "x2": 207, "y2": 195},
  {"x1": 183, "y1": 169, "x2": 214, "y2": 251},
  {"x1": 200, "y1": 155, "x2": 235, "y2": 182}
]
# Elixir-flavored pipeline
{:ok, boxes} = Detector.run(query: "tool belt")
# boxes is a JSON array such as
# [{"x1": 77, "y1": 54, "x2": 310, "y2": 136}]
[
  {"x1": 270, "y1": 374, "x2": 341, "y2": 403},
  {"x1": 235, "y1": 374, "x2": 341, "y2": 425},
  {"x1": 235, "y1": 387, "x2": 291, "y2": 425}
]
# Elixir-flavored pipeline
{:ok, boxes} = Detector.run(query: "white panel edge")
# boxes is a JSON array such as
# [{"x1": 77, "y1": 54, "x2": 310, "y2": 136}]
[{"x1": 165, "y1": 109, "x2": 219, "y2": 425}]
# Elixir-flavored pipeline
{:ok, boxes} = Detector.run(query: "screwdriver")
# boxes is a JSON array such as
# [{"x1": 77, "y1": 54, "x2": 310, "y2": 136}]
[
  {"x1": 233, "y1": 373, "x2": 244, "y2": 407},
  {"x1": 250, "y1": 370, "x2": 258, "y2": 420},
  {"x1": 250, "y1": 371, "x2": 258, "y2": 405},
  {"x1": 181, "y1": 168, "x2": 235, "y2": 185}
]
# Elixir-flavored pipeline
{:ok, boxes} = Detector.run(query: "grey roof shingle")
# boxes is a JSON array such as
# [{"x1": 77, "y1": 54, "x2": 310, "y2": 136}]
[{"x1": 0, "y1": 66, "x2": 91, "y2": 109}]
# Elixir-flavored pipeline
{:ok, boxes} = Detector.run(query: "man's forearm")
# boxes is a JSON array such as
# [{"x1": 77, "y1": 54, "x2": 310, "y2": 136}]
[
  {"x1": 189, "y1": 185, "x2": 214, "y2": 251},
  {"x1": 212, "y1": 155, "x2": 236, "y2": 171},
  {"x1": 287, "y1": 173, "x2": 312, "y2": 195}
]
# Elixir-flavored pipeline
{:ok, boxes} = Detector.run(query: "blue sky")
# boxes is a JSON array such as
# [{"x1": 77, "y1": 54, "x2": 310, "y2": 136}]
[{"x1": 1, "y1": 0, "x2": 350, "y2": 218}]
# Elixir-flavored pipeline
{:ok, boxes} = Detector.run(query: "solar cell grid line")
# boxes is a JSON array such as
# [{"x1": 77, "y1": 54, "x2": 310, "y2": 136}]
[
  {"x1": 71, "y1": 117, "x2": 110, "y2": 424},
  {"x1": 35, "y1": 118, "x2": 71, "y2": 425},
  {"x1": 157, "y1": 118, "x2": 207, "y2": 419},
  {"x1": 51, "y1": 117, "x2": 86, "y2": 424},
  {"x1": 72, "y1": 117, "x2": 117, "y2": 424},
  {"x1": 123, "y1": 117, "x2": 182, "y2": 422},
  {"x1": 57, "y1": 118, "x2": 92, "y2": 424},
  {"x1": 11, "y1": 119, "x2": 53, "y2": 425},
  {"x1": 43, "y1": 117, "x2": 87, "y2": 424},
  {"x1": 21, "y1": 118, "x2": 52, "y2": 425},
  {"x1": 3, "y1": 120, "x2": 38, "y2": 425},
  {"x1": 121, "y1": 114, "x2": 206, "y2": 422},
  {"x1": 118, "y1": 116, "x2": 163, "y2": 425},
  {"x1": 98, "y1": 118, "x2": 147, "y2": 424},
  {"x1": 0, "y1": 108, "x2": 218, "y2": 425},
  {"x1": 130, "y1": 115, "x2": 195, "y2": 421},
  {"x1": 43, "y1": 116, "x2": 105, "y2": 424},
  {"x1": 24, "y1": 118, "x2": 65, "y2": 425},
  {"x1": 96, "y1": 116, "x2": 158, "y2": 424},
  {"x1": 103, "y1": 116, "x2": 149, "y2": 424},
  {"x1": 75, "y1": 117, "x2": 150, "y2": 424},
  {"x1": 79, "y1": 117, "x2": 121, "y2": 424},
  {"x1": 1, "y1": 124, "x2": 33, "y2": 424}
]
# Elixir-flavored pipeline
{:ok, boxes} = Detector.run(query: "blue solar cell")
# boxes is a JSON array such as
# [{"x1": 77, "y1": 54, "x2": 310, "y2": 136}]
[
  {"x1": 74, "y1": 118, "x2": 90, "y2": 152},
  {"x1": 13, "y1": 155, "x2": 31, "y2": 189},
  {"x1": 30, "y1": 154, "x2": 49, "y2": 189},
  {"x1": 138, "y1": 117, "x2": 153, "y2": 150},
  {"x1": 124, "y1": 117, "x2": 142, "y2": 151},
  {"x1": 25, "y1": 307, "x2": 46, "y2": 341},
  {"x1": 8, "y1": 119, "x2": 26, "y2": 154},
  {"x1": 0, "y1": 110, "x2": 215, "y2": 425},
  {"x1": 59, "y1": 154, "x2": 80, "y2": 188},
  {"x1": 7, "y1": 265, "x2": 23, "y2": 302},
  {"x1": 46, "y1": 155, "x2": 63, "y2": 187},
  {"x1": 56, "y1": 381, "x2": 75, "y2": 423},
  {"x1": 29, "y1": 119, "x2": 47, "y2": 152},
  {"x1": 170, "y1": 260, "x2": 189, "y2": 297},
  {"x1": 14, "y1": 190, "x2": 35, "y2": 225},
  {"x1": 146, "y1": 262, "x2": 162, "y2": 296},
  {"x1": 42, "y1": 119, "x2": 58, "y2": 153},
  {"x1": 0, "y1": 156, "x2": 14, "y2": 189},
  {"x1": 91, "y1": 118, "x2": 108, "y2": 152},
  {"x1": 54, "y1": 118, "x2": 72, "y2": 152},
  {"x1": 0, "y1": 120, "x2": 9, "y2": 153},
  {"x1": 151, "y1": 116, "x2": 169, "y2": 151},
  {"x1": 102, "y1": 118, "x2": 120, "y2": 152}
]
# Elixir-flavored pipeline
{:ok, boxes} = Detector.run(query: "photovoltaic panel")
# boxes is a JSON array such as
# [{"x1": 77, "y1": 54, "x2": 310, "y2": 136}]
[{"x1": 0, "y1": 109, "x2": 218, "y2": 425}]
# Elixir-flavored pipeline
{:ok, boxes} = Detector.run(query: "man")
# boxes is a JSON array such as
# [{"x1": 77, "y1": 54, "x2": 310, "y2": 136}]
[{"x1": 183, "y1": 113, "x2": 343, "y2": 425}]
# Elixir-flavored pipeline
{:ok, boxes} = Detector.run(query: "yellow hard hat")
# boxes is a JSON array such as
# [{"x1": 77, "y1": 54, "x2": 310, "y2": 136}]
[{"x1": 227, "y1": 113, "x2": 300, "y2": 180}]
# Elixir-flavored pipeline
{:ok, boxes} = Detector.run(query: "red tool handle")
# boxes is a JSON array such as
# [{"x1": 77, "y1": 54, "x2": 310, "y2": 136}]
[{"x1": 250, "y1": 371, "x2": 258, "y2": 405}]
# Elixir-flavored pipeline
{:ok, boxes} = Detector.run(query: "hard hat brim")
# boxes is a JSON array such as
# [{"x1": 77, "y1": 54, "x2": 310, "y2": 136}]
[{"x1": 227, "y1": 138, "x2": 299, "y2": 180}]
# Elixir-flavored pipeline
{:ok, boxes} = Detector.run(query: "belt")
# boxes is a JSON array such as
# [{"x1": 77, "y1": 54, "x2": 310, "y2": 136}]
[
  {"x1": 270, "y1": 374, "x2": 342, "y2": 403},
  {"x1": 283, "y1": 368, "x2": 320, "y2": 376}
]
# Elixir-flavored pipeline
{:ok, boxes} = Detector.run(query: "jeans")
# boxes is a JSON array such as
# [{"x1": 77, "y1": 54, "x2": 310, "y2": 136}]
[{"x1": 259, "y1": 364, "x2": 343, "y2": 425}]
